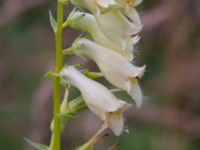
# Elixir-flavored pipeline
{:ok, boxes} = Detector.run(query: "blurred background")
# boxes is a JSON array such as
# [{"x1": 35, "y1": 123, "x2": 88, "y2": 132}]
[{"x1": 0, "y1": 0, "x2": 200, "y2": 150}]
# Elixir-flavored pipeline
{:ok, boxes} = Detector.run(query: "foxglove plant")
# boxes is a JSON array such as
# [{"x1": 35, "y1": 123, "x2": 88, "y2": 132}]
[{"x1": 26, "y1": 0, "x2": 145, "y2": 150}]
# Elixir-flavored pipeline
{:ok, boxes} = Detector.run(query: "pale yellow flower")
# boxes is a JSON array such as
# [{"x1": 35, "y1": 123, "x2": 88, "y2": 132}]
[
  {"x1": 61, "y1": 66, "x2": 131, "y2": 135},
  {"x1": 70, "y1": 0, "x2": 142, "y2": 51},
  {"x1": 67, "y1": 10, "x2": 137, "y2": 60},
  {"x1": 95, "y1": 9, "x2": 141, "y2": 51},
  {"x1": 72, "y1": 38, "x2": 145, "y2": 107}
]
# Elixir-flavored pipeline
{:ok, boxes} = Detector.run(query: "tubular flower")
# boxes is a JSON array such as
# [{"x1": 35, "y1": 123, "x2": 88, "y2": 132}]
[
  {"x1": 72, "y1": 38, "x2": 145, "y2": 107},
  {"x1": 71, "y1": 0, "x2": 143, "y2": 30},
  {"x1": 67, "y1": 10, "x2": 136, "y2": 60},
  {"x1": 95, "y1": 9, "x2": 141, "y2": 50},
  {"x1": 115, "y1": 0, "x2": 143, "y2": 29},
  {"x1": 70, "y1": 0, "x2": 143, "y2": 61},
  {"x1": 60, "y1": 66, "x2": 132, "y2": 136}
]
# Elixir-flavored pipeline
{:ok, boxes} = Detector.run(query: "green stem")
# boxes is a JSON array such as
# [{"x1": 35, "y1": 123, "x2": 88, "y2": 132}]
[{"x1": 50, "y1": 1, "x2": 64, "y2": 150}]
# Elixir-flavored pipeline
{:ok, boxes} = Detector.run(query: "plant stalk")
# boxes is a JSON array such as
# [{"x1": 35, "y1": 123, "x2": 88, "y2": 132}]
[{"x1": 50, "y1": 1, "x2": 64, "y2": 150}]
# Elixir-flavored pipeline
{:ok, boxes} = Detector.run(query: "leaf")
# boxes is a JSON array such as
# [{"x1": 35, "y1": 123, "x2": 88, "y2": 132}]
[
  {"x1": 49, "y1": 10, "x2": 57, "y2": 32},
  {"x1": 24, "y1": 138, "x2": 49, "y2": 150}
]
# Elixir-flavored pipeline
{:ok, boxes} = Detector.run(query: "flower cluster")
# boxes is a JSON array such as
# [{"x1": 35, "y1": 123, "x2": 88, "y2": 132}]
[{"x1": 60, "y1": 0, "x2": 145, "y2": 148}]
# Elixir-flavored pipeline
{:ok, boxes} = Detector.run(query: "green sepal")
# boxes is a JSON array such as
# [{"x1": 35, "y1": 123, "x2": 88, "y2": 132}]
[
  {"x1": 62, "y1": 35, "x2": 84, "y2": 56},
  {"x1": 60, "y1": 80, "x2": 70, "y2": 88},
  {"x1": 59, "y1": 114, "x2": 79, "y2": 131},
  {"x1": 51, "y1": 96, "x2": 87, "y2": 132},
  {"x1": 63, "y1": 8, "x2": 85, "y2": 29},
  {"x1": 49, "y1": 10, "x2": 57, "y2": 33},
  {"x1": 61, "y1": 96, "x2": 87, "y2": 116},
  {"x1": 60, "y1": 96, "x2": 87, "y2": 131},
  {"x1": 82, "y1": 70, "x2": 103, "y2": 79},
  {"x1": 24, "y1": 138, "x2": 49, "y2": 150},
  {"x1": 63, "y1": 47, "x2": 75, "y2": 55},
  {"x1": 44, "y1": 71, "x2": 60, "y2": 80}
]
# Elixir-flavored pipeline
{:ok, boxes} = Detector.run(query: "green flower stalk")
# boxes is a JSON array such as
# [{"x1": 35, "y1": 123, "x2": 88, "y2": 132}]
[{"x1": 50, "y1": 1, "x2": 64, "y2": 150}]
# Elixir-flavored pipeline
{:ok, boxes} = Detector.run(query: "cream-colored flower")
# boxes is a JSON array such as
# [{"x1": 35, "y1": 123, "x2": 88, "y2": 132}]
[
  {"x1": 70, "y1": 0, "x2": 142, "y2": 50},
  {"x1": 60, "y1": 66, "x2": 131, "y2": 136},
  {"x1": 114, "y1": 0, "x2": 142, "y2": 29},
  {"x1": 95, "y1": 9, "x2": 141, "y2": 50},
  {"x1": 70, "y1": 0, "x2": 142, "y2": 31},
  {"x1": 67, "y1": 10, "x2": 137, "y2": 60},
  {"x1": 72, "y1": 38, "x2": 145, "y2": 107},
  {"x1": 124, "y1": 8, "x2": 142, "y2": 30}
]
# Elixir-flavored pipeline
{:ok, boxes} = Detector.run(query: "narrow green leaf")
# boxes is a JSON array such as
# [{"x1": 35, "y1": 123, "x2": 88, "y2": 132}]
[
  {"x1": 63, "y1": 47, "x2": 74, "y2": 55},
  {"x1": 49, "y1": 10, "x2": 57, "y2": 32},
  {"x1": 24, "y1": 138, "x2": 49, "y2": 150},
  {"x1": 64, "y1": 8, "x2": 85, "y2": 29}
]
